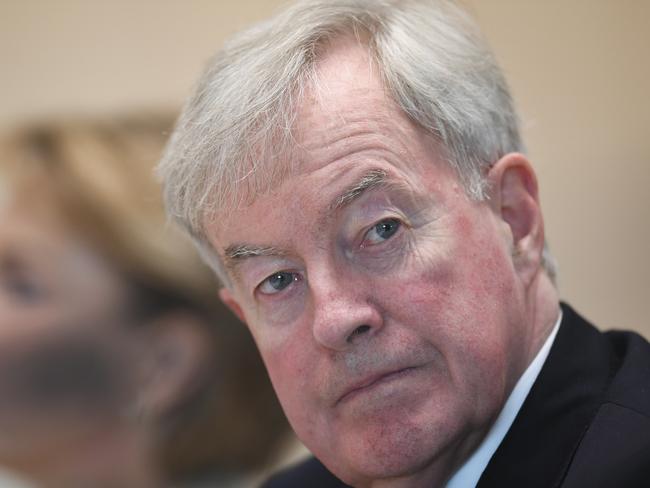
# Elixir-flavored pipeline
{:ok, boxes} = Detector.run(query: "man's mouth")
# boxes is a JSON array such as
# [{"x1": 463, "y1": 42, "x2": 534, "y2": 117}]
[{"x1": 336, "y1": 366, "x2": 418, "y2": 406}]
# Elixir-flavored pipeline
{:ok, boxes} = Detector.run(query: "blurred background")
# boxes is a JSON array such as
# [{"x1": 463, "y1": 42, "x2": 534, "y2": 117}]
[{"x1": 0, "y1": 1, "x2": 648, "y2": 485}]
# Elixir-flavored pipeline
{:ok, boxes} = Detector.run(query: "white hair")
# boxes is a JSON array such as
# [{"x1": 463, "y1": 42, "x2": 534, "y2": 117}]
[{"x1": 157, "y1": 0, "x2": 557, "y2": 284}]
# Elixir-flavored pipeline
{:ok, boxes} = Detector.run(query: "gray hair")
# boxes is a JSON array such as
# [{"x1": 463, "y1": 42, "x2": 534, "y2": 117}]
[{"x1": 157, "y1": 0, "x2": 557, "y2": 285}]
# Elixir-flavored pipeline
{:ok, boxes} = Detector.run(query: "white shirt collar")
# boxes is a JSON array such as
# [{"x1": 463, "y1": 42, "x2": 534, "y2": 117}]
[{"x1": 445, "y1": 311, "x2": 563, "y2": 488}]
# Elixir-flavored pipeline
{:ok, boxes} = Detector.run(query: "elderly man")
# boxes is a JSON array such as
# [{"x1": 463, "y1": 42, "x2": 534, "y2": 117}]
[{"x1": 158, "y1": 1, "x2": 650, "y2": 486}]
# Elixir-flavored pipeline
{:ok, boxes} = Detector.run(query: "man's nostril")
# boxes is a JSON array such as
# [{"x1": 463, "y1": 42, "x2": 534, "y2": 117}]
[{"x1": 347, "y1": 325, "x2": 371, "y2": 342}]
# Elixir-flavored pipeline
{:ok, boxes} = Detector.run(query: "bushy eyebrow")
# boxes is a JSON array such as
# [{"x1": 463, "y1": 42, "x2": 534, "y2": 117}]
[
  {"x1": 223, "y1": 244, "x2": 286, "y2": 271},
  {"x1": 330, "y1": 168, "x2": 388, "y2": 212}
]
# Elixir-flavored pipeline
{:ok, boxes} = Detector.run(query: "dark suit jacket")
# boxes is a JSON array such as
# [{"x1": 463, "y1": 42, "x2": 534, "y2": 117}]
[{"x1": 262, "y1": 304, "x2": 650, "y2": 487}]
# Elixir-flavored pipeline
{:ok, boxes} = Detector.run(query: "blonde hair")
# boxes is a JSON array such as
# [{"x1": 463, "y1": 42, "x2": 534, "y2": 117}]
[
  {"x1": 0, "y1": 114, "x2": 288, "y2": 480},
  {"x1": 2, "y1": 115, "x2": 212, "y2": 299}
]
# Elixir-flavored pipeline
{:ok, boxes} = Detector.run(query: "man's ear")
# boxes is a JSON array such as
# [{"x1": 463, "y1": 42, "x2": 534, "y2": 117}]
[
  {"x1": 487, "y1": 153, "x2": 545, "y2": 286},
  {"x1": 134, "y1": 313, "x2": 212, "y2": 418},
  {"x1": 219, "y1": 287, "x2": 247, "y2": 324}
]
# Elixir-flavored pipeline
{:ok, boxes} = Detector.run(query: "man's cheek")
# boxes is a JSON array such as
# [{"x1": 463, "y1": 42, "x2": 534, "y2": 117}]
[
  {"x1": 262, "y1": 335, "x2": 316, "y2": 406},
  {"x1": 381, "y1": 257, "x2": 456, "y2": 317},
  {"x1": 262, "y1": 341, "x2": 331, "y2": 449}
]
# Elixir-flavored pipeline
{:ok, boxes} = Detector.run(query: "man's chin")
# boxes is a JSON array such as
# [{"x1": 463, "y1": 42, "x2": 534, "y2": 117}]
[
  {"x1": 322, "y1": 451, "x2": 443, "y2": 488},
  {"x1": 312, "y1": 421, "x2": 454, "y2": 487}
]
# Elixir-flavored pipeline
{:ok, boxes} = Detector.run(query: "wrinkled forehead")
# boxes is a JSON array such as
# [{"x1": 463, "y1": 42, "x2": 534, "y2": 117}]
[
  {"x1": 224, "y1": 40, "x2": 419, "y2": 200},
  {"x1": 204, "y1": 38, "x2": 441, "y2": 248},
  {"x1": 293, "y1": 38, "x2": 405, "y2": 156}
]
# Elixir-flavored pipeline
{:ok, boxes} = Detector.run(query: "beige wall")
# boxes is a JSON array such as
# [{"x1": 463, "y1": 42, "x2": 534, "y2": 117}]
[{"x1": 2, "y1": 1, "x2": 648, "y2": 335}]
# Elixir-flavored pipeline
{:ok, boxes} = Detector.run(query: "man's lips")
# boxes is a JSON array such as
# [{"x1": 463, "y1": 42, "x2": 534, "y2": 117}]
[{"x1": 336, "y1": 366, "x2": 418, "y2": 406}]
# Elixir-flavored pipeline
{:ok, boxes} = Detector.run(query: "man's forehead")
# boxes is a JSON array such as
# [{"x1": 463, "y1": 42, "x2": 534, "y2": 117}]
[
  {"x1": 293, "y1": 38, "x2": 403, "y2": 153},
  {"x1": 310, "y1": 36, "x2": 381, "y2": 102},
  {"x1": 205, "y1": 40, "x2": 404, "y2": 230},
  {"x1": 207, "y1": 39, "x2": 449, "y2": 259}
]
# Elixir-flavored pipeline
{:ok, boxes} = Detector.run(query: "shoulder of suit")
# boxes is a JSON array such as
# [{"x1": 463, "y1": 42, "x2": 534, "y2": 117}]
[{"x1": 601, "y1": 324, "x2": 650, "y2": 416}]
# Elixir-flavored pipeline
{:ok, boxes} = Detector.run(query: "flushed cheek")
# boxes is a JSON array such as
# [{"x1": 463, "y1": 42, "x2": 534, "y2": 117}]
[
  {"x1": 402, "y1": 248, "x2": 511, "y2": 342},
  {"x1": 391, "y1": 289, "x2": 508, "y2": 430},
  {"x1": 381, "y1": 243, "x2": 513, "y2": 382},
  {"x1": 259, "y1": 330, "x2": 329, "y2": 439}
]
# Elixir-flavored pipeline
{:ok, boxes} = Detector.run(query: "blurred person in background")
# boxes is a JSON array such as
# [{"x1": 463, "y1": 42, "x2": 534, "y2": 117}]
[{"x1": 0, "y1": 115, "x2": 290, "y2": 487}]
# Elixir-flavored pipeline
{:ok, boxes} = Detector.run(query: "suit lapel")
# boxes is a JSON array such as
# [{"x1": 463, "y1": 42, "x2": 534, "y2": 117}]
[{"x1": 476, "y1": 304, "x2": 613, "y2": 488}]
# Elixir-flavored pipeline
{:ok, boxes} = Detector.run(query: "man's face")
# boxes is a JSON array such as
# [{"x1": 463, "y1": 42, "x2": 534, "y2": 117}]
[{"x1": 213, "y1": 42, "x2": 533, "y2": 485}]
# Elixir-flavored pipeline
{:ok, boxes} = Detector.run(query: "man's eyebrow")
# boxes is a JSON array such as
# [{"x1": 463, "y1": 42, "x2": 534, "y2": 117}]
[
  {"x1": 330, "y1": 168, "x2": 388, "y2": 212},
  {"x1": 223, "y1": 244, "x2": 286, "y2": 270},
  {"x1": 223, "y1": 168, "x2": 406, "y2": 270}
]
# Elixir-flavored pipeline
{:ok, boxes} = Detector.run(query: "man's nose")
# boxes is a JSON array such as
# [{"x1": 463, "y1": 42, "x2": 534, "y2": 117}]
[{"x1": 309, "y1": 266, "x2": 384, "y2": 352}]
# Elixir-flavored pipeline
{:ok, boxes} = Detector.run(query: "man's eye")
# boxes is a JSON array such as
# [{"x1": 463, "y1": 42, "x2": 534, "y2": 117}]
[
  {"x1": 258, "y1": 271, "x2": 299, "y2": 295},
  {"x1": 362, "y1": 218, "x2": 401, "y2": 246}
]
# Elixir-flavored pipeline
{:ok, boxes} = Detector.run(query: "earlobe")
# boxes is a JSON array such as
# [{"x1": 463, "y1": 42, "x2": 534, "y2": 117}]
[
  {"x1": 488, "y1": 153, "x2": 545, "y2": 285},
  {"x1": 219, "y1": 288, "x2": 247, "y2": 324}
]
